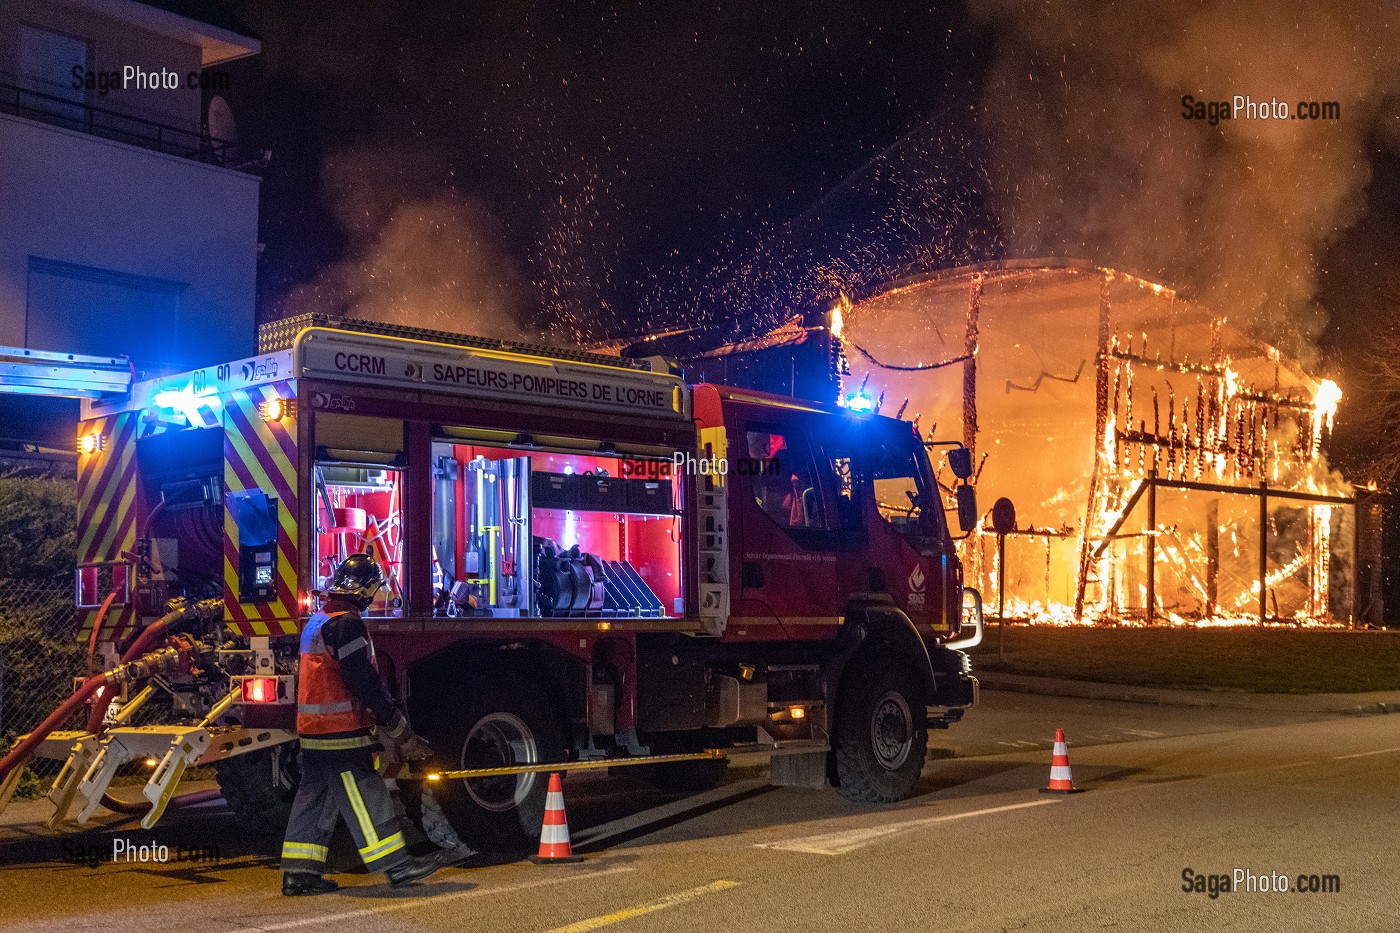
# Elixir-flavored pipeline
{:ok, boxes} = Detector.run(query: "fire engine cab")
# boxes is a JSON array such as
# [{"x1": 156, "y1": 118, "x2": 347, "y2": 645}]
[{"x1": 1, "y1": 317, "x2": 982, "y2": 851}]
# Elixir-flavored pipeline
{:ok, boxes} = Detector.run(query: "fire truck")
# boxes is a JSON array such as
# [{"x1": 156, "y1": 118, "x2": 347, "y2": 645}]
[{"x1": 0, "y1": 317, "x2": 982, "y2": 852}]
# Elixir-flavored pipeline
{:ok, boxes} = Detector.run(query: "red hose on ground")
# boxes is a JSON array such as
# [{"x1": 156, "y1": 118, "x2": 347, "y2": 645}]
[
  {"x1": 0, "y1": 676, "x2": 105, "y2": 783},
  {"x1": 2, "y1": 600, "x2": 226, "y2": 820}
]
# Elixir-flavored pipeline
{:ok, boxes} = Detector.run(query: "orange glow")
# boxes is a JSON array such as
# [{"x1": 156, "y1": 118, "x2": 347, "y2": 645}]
[
  {"x1": 261, "y1": 396, "x2": 293, "y2": 421},
  {"x1": 838, "y1": 264, "x2": 1356, "y2": 628}
]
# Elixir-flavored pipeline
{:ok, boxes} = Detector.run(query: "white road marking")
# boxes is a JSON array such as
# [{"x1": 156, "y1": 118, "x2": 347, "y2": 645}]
[
  {"x1": 754, "y1": 798, "x2": 1062, "y2": 856},
  {"x1": 543, "y1": 880, "x2": 740, "y2": 933},
  {"x1": 231, "y1": 865, "x2": 635, "y2": 931},
  {"x1": 1333, "y1": 746, "x2": 1400, "y2": 760},
  {"x1": 571, "y1": 779, "x2": 770, "y2": 847},
  {"x1": 1120, "y1": 729, "x2": 1165, "y2": 738}
]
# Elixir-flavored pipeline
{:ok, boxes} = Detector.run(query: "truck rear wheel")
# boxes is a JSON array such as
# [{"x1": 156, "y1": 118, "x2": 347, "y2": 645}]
[
  {"x1": 419, "y1": 676, "x2": 566, "y2": 853},
  {"x1": 833, "y1": 652, "x2": 927, "y2": 803},
  {"x1": 214, "y1": 744, "x2": 300, "y2": 836}
]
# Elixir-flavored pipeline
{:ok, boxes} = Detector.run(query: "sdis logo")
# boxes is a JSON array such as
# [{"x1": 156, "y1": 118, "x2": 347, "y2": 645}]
[{"x1": 907, "y1": 565, "x2": 926, "y2": 608}]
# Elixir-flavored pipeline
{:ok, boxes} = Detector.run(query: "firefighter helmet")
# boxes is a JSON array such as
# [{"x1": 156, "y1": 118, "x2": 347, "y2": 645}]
[{"x1": 327, "y1": 553, "x2": 385, "y2": 608}]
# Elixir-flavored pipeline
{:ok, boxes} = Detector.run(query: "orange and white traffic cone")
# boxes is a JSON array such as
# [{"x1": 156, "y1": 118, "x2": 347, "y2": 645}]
[
  {"x1": 1040, "y1": 728, "x2": 1084, "y2": 794},
  {"x1": 530, "y1": 772, "x2": 583, "y2": 864}
]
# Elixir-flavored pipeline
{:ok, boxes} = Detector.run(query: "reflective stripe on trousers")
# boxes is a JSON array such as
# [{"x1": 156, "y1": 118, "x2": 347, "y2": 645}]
[{"x1": 281, "y1": 758, "x2": 408, "y2": 874}]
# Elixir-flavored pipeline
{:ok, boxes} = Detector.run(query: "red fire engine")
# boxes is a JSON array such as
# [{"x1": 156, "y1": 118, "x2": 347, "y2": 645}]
[{"x1": 0, "y1": 317, "x2": 982, "y2": 851}]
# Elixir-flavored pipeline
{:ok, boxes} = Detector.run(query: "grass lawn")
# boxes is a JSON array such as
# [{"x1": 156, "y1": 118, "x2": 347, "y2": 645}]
[{"x1": 970, "y1": 625, "x2": 1400, "y2": 694}]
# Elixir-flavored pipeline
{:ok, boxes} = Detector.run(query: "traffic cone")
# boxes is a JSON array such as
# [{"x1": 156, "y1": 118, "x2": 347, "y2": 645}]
[
  {"x1": 530, "y1": 773, "x2": 583, "y2": 863},
  {"x1": 1040, "y1": 728, "x2": 1084, "y2": 794}
]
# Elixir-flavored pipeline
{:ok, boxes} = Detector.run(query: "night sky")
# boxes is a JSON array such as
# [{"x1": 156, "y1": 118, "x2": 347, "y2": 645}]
[{"x1": 218, "y1": 1, "x2": 1398, "y2": 478}]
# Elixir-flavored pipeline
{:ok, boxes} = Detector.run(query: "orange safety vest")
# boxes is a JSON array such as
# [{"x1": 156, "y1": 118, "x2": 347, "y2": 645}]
[{"x1": 297, "y1": 610, "x2": 377, "y2": 736}]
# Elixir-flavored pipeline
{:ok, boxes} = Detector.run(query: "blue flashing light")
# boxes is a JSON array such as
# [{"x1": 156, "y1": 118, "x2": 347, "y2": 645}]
[
  {"x1": 843, "y1": 391, "x2": 876, "y2": 414},
  {"x1": 152, "y1": 382, "x2": 222, "y2": 428}
]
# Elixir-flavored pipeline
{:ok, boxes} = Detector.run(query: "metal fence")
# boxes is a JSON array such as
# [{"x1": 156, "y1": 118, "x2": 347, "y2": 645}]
[{"x1": 0, "y1": 577, "x2": 86, "y2": 743}]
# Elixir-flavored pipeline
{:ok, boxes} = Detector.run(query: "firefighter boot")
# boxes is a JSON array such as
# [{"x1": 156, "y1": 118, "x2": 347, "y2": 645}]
[
  {"x1": 283, "y1": 872, "x2": 340, "y2": 896},
  {"x1": 385, "y1": 849, "x2": 456, "y2": 887}
]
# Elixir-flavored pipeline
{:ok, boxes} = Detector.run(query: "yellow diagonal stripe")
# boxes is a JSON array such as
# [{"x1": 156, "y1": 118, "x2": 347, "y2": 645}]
[{"x1": 543, "y1": 881, "x2": 740, "y2": 933}]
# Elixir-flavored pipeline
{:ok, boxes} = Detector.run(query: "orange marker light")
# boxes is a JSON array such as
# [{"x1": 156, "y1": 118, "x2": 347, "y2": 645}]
[{"x1": 261, "y1": 397, "x2": 294, "y2": 421}]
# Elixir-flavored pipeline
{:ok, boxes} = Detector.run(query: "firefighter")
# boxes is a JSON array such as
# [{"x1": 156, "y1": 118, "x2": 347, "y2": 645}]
[{"x1": 281, "y1": 553, "x2": 457, "y2": 896}]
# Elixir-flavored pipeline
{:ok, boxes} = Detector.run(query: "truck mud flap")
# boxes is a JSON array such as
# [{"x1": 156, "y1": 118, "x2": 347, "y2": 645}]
[{"x1": 769, "y1": 747, "x2": 830, "y2": 789}]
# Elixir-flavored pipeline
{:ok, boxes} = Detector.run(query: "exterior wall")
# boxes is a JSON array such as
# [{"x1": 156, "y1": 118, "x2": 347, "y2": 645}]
[
  {"x1": 0, "y1": 111, "x2": 259, "y2": 372},
  {"x1": 0, "y1": 0, "x2": 205, "y2": 132}
]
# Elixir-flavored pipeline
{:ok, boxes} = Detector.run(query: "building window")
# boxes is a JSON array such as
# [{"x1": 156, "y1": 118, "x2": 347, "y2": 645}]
[{"x1": 17, "y1": 24, "x2": 89, "y2": 120}]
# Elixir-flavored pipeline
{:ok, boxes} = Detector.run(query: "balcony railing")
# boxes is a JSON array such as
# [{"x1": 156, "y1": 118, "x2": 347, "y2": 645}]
[{"x1": 0, "y1": 80, "x2": 265, "y2": 174}]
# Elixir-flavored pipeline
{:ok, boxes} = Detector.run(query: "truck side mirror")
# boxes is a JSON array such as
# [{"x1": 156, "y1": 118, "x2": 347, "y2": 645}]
[
  {"x1": 948, "y1": 448, "x2": 973, "y2": 480},
  {"x1": 956, "y1": 484, "x2": 978, "y2": 533}
]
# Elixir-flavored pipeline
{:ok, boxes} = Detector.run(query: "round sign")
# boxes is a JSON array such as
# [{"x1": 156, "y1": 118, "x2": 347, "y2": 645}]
[{"x1": 991, "y1": 497, "x2": 1016, "y2": 535}]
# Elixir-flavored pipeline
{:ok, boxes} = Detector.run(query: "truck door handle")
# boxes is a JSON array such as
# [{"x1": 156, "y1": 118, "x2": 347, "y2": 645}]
[{"x1": 742, "y1": 562, "x2": 764, "y2": 588}]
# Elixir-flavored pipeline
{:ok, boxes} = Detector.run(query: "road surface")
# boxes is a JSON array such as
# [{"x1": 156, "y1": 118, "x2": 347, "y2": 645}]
[{"x1": 1, "y1": 691, "x2": 1393, "y2": 932}]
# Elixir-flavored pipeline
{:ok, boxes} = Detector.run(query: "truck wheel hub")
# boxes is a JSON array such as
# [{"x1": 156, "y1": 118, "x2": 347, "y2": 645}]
[
  {"x1": 870, "y1": 692, "x2": 912, "y2": 771},
  {"x1": 460, "y1": 712, "x2": 539, "y2": 812}
]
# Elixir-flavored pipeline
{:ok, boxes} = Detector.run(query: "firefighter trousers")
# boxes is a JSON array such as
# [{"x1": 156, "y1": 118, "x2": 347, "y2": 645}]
[{"x1": 281, "y1": 749, "x2": 409, "y2": 875}]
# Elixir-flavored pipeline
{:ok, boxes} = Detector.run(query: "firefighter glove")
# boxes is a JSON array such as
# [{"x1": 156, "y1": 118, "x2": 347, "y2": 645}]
[{"x1": 399, "y1": 733, "x2": 433, "y2": 761}]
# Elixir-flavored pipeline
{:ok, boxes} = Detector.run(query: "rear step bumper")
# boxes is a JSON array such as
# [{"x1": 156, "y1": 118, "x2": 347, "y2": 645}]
[{"x1": 0, "y1": 725, "x2": 294, "y2": 830}]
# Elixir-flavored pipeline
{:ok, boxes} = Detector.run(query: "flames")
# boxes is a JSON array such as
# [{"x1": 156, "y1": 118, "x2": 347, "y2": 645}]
[
  {"x1": 831, "y1": 264, "x2": 1358, "y2": 629},
  {"x1": 1311, "y1": 378, "x2": 1342, "y2": 450},
  {"x1": 829, "y1": 292, "x2": 850, "y2": 340}
]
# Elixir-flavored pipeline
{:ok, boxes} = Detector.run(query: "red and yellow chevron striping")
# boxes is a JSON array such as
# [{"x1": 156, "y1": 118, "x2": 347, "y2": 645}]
[
  {"x1": 76, "y1": 412, "x2": 140, "y2": 640},
  {"x1": 222, "y1": 381, "x2": 301, "y2": 636}
]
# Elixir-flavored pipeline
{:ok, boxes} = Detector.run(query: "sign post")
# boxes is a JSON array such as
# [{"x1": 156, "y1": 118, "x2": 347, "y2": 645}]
[{"x1": 990, "y1": 497, "x2": 1016, "y2": 661}]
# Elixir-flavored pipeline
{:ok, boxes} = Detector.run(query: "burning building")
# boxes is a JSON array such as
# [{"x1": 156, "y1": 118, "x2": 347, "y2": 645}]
[{"x1": 633, "y1": 259, "x2": 1383, "y2": 627}]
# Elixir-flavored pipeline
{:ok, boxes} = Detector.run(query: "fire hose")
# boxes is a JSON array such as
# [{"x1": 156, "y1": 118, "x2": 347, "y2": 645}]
[
  {"x1": 85, "y1": 601, "x2": 196, "y2": 734},
  {"x1": 0, "y1": 637, "x2": 195, "y2": 783},
  {"x1": 0, "y1": 599, "x2": 223, "y2": 816}
]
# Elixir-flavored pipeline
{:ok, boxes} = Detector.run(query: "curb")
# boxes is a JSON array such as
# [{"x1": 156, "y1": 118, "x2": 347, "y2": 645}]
[{"x1": 976, "y1": 671, "x2": 1400, "y2": 716}]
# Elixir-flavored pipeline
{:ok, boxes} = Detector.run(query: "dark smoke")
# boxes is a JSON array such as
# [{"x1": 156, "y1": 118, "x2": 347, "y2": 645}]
[{"x1": 970, "y1": 0, "x2": 1400, "y2": 363}]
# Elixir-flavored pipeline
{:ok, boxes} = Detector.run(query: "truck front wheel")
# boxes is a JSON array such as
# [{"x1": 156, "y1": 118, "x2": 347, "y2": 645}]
[
  {"x1": 419, "y1": 676, "x2": 566, "y2": 853},
  {"x1": 214, "y1": 744, "x2": 300, "y2": 836},
  {"x1": 832, "y1": 652, "x2": 927, "y2": 803}
]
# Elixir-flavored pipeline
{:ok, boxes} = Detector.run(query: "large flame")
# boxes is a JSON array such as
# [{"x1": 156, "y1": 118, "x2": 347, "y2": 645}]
[{"x1": 836, "y1": 265, "x2": 1357, "y2": 629}]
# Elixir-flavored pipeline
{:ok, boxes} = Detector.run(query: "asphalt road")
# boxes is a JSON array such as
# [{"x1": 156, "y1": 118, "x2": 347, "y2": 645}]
[{"x1": 1, "y1": 691, "x2": 1394, "y2": 932}]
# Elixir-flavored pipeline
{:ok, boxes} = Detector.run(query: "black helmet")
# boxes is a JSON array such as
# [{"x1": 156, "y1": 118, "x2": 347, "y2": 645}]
[{"x1": 327, "y1": 553, "x2": 385, "y2": 608}]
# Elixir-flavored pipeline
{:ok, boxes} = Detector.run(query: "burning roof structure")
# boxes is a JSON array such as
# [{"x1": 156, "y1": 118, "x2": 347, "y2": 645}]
[{"x1": 636, "y1": 259, "x2": 1383, "y2": 627}]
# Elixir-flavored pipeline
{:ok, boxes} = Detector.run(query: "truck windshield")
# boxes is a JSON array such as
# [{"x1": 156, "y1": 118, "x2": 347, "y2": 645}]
[{"x1": 866, "y1": 430, "x2": 944, "y2": 544}]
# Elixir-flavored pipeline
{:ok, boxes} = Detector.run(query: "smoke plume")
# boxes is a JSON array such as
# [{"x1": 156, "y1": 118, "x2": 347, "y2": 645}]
[
  {"x1": 274, "y1": 142, "x2": 526, "y2": 339},
  {"x1": 970, "y1": 0, "x2": 1400, "y2": 362}
]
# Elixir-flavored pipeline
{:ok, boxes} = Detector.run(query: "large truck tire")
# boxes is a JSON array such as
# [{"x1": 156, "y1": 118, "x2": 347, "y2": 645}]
[
  {"x1": 832, "y1": 650, "x2": 927, "y2": 803},
  {"x1": 418, "y1": 675, "x2": 566, "y2": 854},
  {"x1": 215, "y1": 744, "x2": 300, "y2": 836}
]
